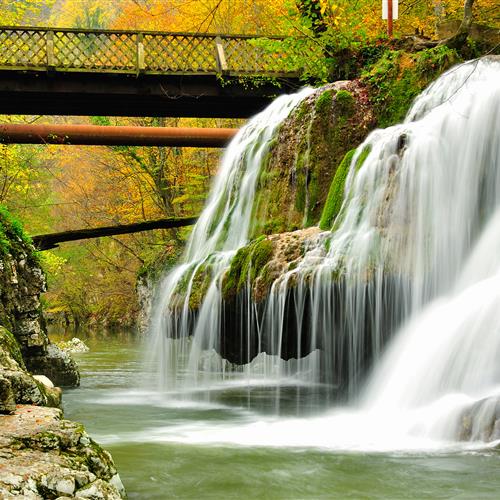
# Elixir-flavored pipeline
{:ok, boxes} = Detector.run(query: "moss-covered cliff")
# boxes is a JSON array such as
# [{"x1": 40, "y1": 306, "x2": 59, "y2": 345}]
[
  {"x1": 362, "y1": 46, "x2": 462, "y2": 128},
  {"x1": 249, "y1": 81, "x2": 375, "y2": 238},
  {"x1": 0, "y1": 206, "x2": 79, "y2": 387}
]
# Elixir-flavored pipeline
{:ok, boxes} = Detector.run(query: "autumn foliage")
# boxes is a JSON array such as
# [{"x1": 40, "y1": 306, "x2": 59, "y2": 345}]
[{"x1": 0, "y1": 0, "x2": 497, "y2": 326}]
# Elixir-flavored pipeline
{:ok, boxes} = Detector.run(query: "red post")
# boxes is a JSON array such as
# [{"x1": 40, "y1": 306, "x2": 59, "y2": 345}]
[{"x1": 387, "y1": 0, "x2": 393, "y2": 38}]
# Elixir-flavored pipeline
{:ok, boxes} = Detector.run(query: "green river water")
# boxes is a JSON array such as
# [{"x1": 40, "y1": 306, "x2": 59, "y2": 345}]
[{"x1": 55, "y1": 329, "x2": 500, "y2": 499}]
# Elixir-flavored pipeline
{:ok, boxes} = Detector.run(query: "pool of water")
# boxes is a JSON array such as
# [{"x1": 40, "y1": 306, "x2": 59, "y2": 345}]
[{"x1": 55, "y1": 329, "x2": 500, "y2": 499}]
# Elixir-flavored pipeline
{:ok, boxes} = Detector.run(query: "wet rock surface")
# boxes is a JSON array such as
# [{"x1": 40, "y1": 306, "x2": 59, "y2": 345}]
[
  {"x1": 0, "y1": 406, "x2": 125, "y2": 499},
  {"x1": 250, "y1": 81, "x2": 375, "y2": 238},
  {"x1": 458, "y1": 396, "x2": 500, "y2": 442}
]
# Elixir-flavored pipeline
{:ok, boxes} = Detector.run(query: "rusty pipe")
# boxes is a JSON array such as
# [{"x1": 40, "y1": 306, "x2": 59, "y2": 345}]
[{"x1": 0, "y1": 123, "x2": 238, "y2": 147}]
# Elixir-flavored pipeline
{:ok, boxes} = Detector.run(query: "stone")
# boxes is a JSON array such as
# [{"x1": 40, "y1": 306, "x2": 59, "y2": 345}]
[
  {"x1": 77, "y1": 479, "x2": 123, "y2": 499},
  {"x1": 0, "y1": 374, "x2": 16, "y2": 414},
  {"x1": 0, "y1": 406, "x2": 125, "y2": 499},
  {"x1": 55, "y1": 337, "x2": 90, "y2": 354},
  {"x1": 32, "y1": 375, "x2": 54, "y2": 388},
  {"x1": 0, "y1": 326, "x2": 61, "y2": 410},
  {"x1": 26, "y1": 344, "x2": 80, "y2": 388},
  {"x1": 0, "y1": 226, "x2": 81, "y2": 387}
]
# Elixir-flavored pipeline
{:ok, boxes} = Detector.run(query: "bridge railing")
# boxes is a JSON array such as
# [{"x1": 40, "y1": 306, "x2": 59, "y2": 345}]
[{"x1": 0, "y1": 26, "x2": 306, "y2": 77}]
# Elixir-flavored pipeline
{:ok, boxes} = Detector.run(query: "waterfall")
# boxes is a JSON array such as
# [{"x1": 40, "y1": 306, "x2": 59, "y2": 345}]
[
  {"x1": 146, "y1": 88, "x2": 314, "y2": 390},
  {"x1": 267, "y1": 57, "x2": 500, "y2": 396},
  {"x1": 147, "y1": 56, "x2": 500, "y2": 446}
]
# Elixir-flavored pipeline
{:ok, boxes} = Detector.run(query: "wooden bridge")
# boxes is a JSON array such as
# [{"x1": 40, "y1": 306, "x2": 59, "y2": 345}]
[{"x1": 0, "y1": 26, "x2": 309, "y2": 118}]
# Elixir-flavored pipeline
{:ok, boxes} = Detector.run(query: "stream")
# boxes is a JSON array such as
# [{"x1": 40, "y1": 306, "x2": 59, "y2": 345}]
[{"x1": 54, "y1": 329, "x2": 500, "y2": 499}]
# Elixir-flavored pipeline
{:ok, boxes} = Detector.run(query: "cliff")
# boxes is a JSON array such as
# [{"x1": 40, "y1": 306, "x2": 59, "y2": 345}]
[{"x1": 0, "y1": 207, "x2": 125, "y2": 498}]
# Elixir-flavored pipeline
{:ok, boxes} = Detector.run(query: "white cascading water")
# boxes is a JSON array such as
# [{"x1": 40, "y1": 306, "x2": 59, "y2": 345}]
[
  {"x1": 145, "y1": 87, "x2": 314, "y2": 390},
  {"x1": 146, "y1": 57, "x2": 500, "y2": 449}
]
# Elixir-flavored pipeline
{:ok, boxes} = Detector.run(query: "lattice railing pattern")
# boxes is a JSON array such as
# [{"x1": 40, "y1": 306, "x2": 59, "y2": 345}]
[
  {"x1": 144, "y1": 33, "x2": 217, "y2": 73},
  {"x1": 0, "y1": 27, "x2": 303, "y2": 77},
  {"x1": 54, "y1": 31, "x2": 136, "y2": 70},
  {"x1": 0, "y1": 28, "x2": 47, "y2": 67},
  {"x1": 222, "y1": 37, "x2": 285, "y2": 74}
]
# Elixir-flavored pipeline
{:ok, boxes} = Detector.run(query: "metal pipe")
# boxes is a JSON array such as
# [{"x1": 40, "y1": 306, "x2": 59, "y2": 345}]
[{"x1": 0, "y1": 123, "x2": 238, "y2": 147}]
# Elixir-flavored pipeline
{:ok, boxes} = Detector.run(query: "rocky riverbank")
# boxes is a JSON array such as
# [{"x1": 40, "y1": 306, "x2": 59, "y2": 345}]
[
  {"x1": 0, "y1": 406, "x2": 125, "y2": 499},
  {"x1": 0, "y1": 208, "x2": 125, "y2": 498}
]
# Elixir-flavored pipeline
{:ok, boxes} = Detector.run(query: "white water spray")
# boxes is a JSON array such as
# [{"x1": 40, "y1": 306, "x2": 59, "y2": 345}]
[
  {"x1": 147, "y1": 57, "x2": 500, "y2": 448},
  {"x1": 146, "y1": 88, "x2": 314, "y2": 390}
]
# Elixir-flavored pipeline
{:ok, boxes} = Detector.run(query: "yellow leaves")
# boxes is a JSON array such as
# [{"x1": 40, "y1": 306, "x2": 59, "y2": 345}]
[
  {"x1": 49, "y1": 0, "x2": 120, "y2": 28},
  {"x1": 0, "y1": 0, "x2": 54, "y2": 26},
  {"x1": 39, "y1": 251, "x2": 67, "y2": 277}
]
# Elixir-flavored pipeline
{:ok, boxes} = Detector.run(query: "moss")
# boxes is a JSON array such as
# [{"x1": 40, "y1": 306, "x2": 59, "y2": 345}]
[
  {"x1": 0, "y1": 205, "x2": 37, "y2": 262},
  {"x1": 294, "y1": 148, "x2": 308, "y2": 214},
  {"x1": 355, "y1": 145, "x2": 372, "y2": 171},
  {"x1": 363, "y1": 46, "x2": 461, "y2": 127},
  {"x1": 314, "y1": 89, "x2": 333, "y2": 116},
  {"x1": 172, "y1": 263, "x2": 197, "y2": 301},
  {"x1": 222, "y1": 236, "x2": 273, "y2": 299},
  {"x1": 319, "y1": 149, "x2": 356, "y2": 230},
  {"x1": 13, "y1": 431, "x2": 62, "y2": 451},
  {"x1": 262, "y1": 217, "x2": 286, "y2": 235},
  {"x1": 334, "y1": 90, "x2": 355, "y2": 116},
  {"x1": 33, "y1": 380, "x2": 62, "y2": 409},
  {"x1": 0, "y1": 326, "x2": 25, "y2": 368},
  {"x1": 249, "y1": 79, "x2": 376, "y2": 238},
  {"x1": 294, "y1": 100, "x2": 310, "y2": 122},
  {"x1": 188, "y1": 261, "x2": 214, "y2": 309}
]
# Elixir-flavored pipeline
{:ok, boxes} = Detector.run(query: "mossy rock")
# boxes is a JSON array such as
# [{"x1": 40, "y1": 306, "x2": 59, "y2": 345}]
[
  {"x1": 319, "y1": 149, "x2": 355, "y2": 231},
  {"x1": 362, "y1": 46, "x2": 462, "y2": 127},
  {"x1": 188, "y1": 261, "x2": 216, "y2": 310},
  {"x1": 0, "y1": 326, "x2": 25, "y2": 368},
  {"x1": 314, "y1": 89, "x2": 333, "y2": 115},
  {"x1": 250, "y1": 82, "x2": 375, "y2": 238},
  {"x1": 222, "y1": 236, "x2": 273, "y2": 300},
  {"x1": 0, "y1": 205, "x2": 37, "y2": 261},
  {"x1": 318, "y1": 145, "x2": 372, "y2": 231}
]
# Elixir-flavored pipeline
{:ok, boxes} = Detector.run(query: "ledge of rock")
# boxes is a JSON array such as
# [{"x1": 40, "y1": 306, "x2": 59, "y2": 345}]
[
  {"x1": 0, "y1": 405, "x2": 125, "y2": 499},
  {"x1": 458, "y1": 395, "x2": 500, "y2": 442}
]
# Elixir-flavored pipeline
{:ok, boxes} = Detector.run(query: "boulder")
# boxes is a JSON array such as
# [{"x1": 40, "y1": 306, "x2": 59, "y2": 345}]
[{"x1": 0, "y1": 406, "x2": 125, "y2": 499}]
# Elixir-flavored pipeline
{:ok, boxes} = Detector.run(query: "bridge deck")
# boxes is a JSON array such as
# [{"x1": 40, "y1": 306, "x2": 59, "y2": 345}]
[{"x1": 0, "y1": 26, "x2": 310, "y2": 118}]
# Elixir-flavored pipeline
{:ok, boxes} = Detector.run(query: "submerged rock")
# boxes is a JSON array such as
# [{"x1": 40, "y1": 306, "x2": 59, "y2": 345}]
[
  {"x1": 55, "y1": 337, "x2": 90, "y2": 354},
  {"x1": 0, "y1": 406, "x2": 125, "y2": 499}
]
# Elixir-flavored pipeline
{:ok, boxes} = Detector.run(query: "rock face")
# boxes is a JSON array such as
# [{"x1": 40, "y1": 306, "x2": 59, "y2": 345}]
[
  {"x1": 0, "y1": 326, "x2": 61, "y2": 415},
  {"x1": 0, "y1": 211, "x2": 124, "y2": 498},
  {"x1": 0, "y1": 212, "x2": 79, "y2": 387},
  {"x1": 0, "y1": 247, "x2": 48, "y2": 356},
  {"x1": 0, "y1": 405, "x2": 125, "y2": 499},
  {"x1": 250, "y1": 81, "x2": 375, "y2": 238}
]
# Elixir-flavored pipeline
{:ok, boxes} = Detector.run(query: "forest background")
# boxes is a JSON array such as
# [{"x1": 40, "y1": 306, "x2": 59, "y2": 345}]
[{"x1": 0, "y1": 0, "x2": 497, "y2": 327}]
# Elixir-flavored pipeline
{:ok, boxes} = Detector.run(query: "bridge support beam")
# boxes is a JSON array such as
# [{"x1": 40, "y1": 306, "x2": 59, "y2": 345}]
[
  {"x1": 0, "y1": 124, "x2": 238, "y2": 147},
  {"x1": 32, "y1": 217, "x2": 198, "y2": 250}
]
